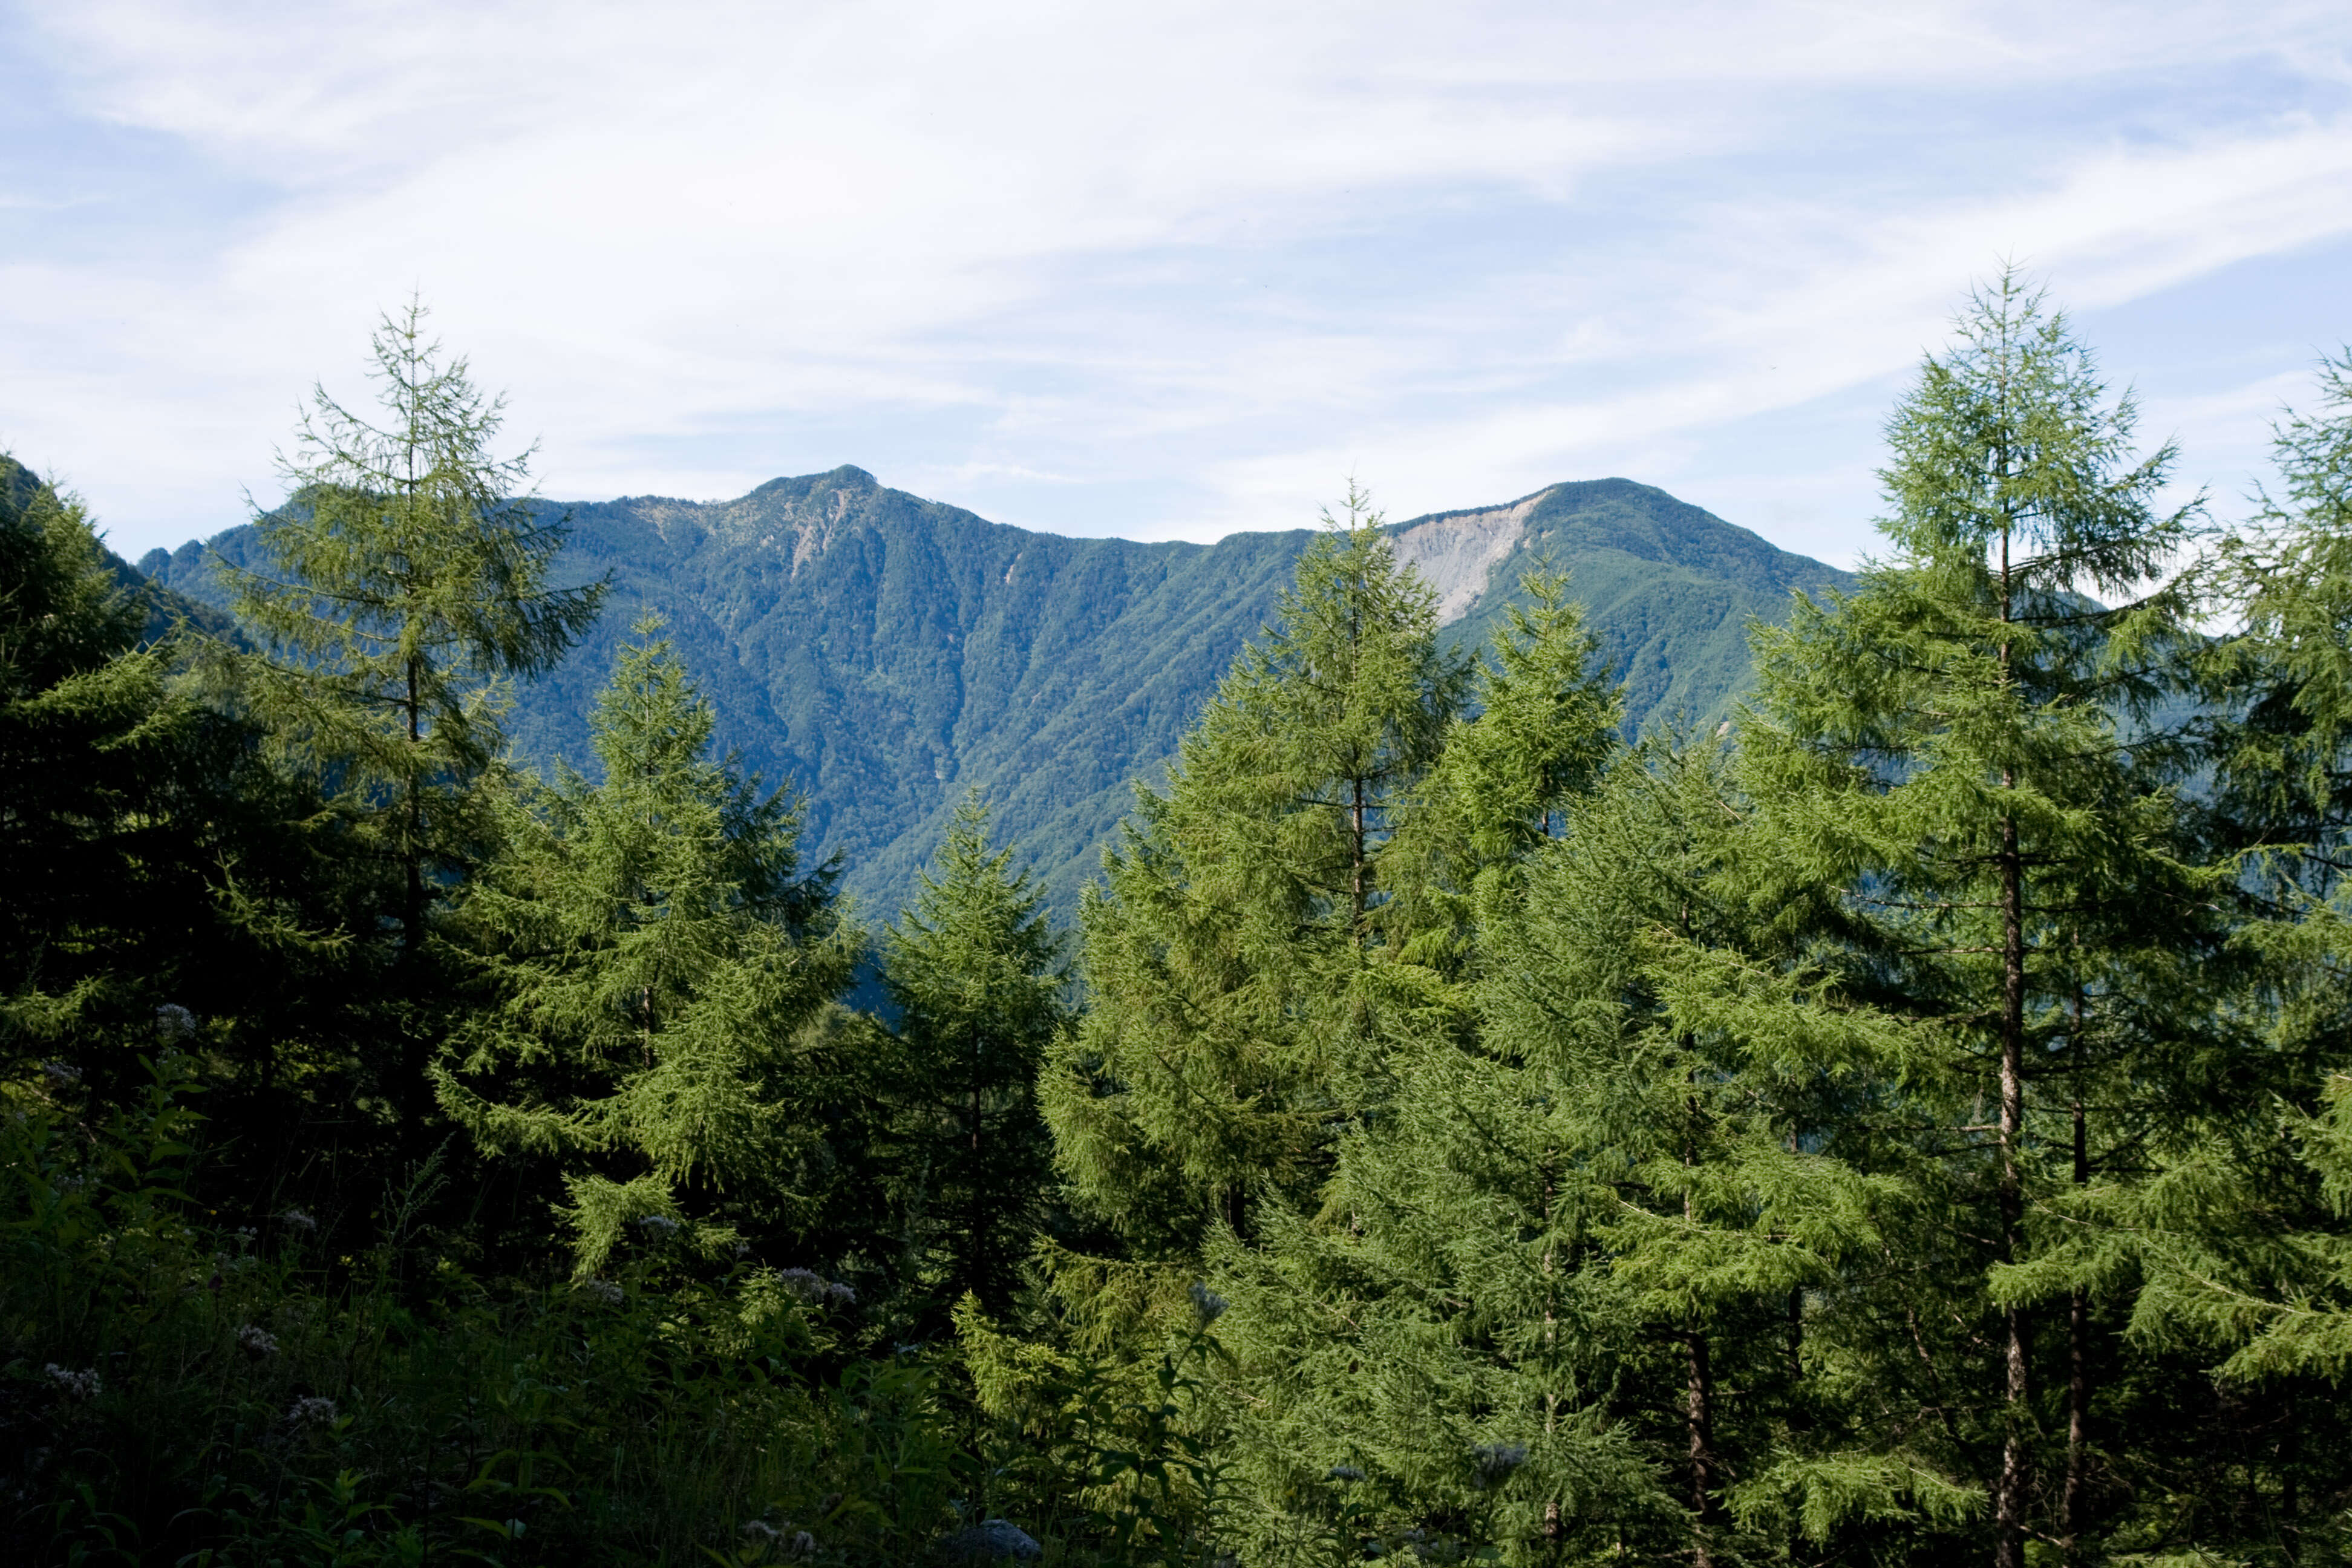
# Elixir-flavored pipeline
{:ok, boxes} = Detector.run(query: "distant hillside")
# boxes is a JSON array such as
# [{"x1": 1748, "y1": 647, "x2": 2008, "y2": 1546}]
[
  {"x1": 142, "y1": 466, "x2": 1850, "y2": 919},
  {"x1": 2, "y1": 454, "x2": 235, "y2": 646}
]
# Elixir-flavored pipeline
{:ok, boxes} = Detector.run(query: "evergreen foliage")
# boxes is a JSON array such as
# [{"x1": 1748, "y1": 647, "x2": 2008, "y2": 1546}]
[
  {"x1": 1738, "y1": 270, "x2": 2229, "y2": 1564},
  {"x1": 884, "y1": 791, "x2": 1070, "y2": 1325},
  {"x1": 1044, "y1": 489, "x2": 1470, "y2": 1249},
  {"x1": 211, "y1": 301, "x2": 608, "y2": 1137},
  {"x1": 440, "y1": 616, "x2": 857, "y2": 1273},
  {"x1": 15, "y1": 281, "x2": 2352, "y2": 1567}
]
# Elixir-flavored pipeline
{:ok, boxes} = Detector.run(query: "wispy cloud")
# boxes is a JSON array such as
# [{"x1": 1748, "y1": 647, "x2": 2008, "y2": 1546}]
[{"x1": 2, "y1": 0, "x2": 2347, "y2": 560}]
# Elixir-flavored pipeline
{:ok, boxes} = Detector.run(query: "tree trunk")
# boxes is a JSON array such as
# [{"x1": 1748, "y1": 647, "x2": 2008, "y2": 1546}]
[
  {"x1": 400, "y1": 653, "x2": 429, "y2": 1145},
  {"x1": 2062, "y1": 1008, "x2": 2089, "y2": 1563},
  {"x1": 1996, "y1": 802, "x2": 2030, "y2": 1568},
  {"x1": 1688, "y1": 1330, "x2": 1718, "y2": 1568},
  {"x1": 1683, "y1": 1113, "x2": 1717, "y2": 1568},
  {"x1": 1993, "y1": 515, "x2": 2030, "y2": 1568}
]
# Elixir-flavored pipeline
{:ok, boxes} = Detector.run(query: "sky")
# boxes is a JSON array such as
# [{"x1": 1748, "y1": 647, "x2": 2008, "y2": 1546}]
[{"x1": 2, "y1": 1, "x2": 2348, "y2": 568}]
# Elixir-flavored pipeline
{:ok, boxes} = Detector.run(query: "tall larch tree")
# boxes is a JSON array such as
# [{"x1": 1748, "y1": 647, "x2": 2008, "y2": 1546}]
[
  {"x1": 1739, "y1": 270, "x2": 2213, "y2": 1566},
  {"x1": 437, "y1": 618, "x2": 856, "y2": 1273},
  {"x1": 884, "y1": 791, "x2": 1070, "y2": 1325},
  {"x1": 215, "y1": 301, "x2": 607, "y2": 1140},
  {"x1": 1043, "y1": 484, "x2": 1471, "y2": 1252}
]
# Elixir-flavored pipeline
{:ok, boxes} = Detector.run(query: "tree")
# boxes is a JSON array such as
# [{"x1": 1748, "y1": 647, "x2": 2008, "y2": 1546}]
[
  {"x1": 437, "y1": 618, "x2": 857, "y2": 1273},
  {"x1": 1740, "y1": 270, "x2": 2215, "y2": 1566},
  {"x1": 884, "y1": 792, "x2": 1070, "y2": 1324},
  {"x1": 1043, "y1": 485, "x2": 1472, "y2": 1252},
  {"x1": 216, "y1": 301, "x2": 607, "y2": 1138},
  {"x1": 1, "y1": 456, "x2": 361, "y2": 1163},
  {"x1": 1379, "y1": 568, "x2": 1619, "y2": 975}
]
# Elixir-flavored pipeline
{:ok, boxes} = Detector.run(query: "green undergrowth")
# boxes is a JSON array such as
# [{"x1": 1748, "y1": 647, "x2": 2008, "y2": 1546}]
[{"x1": 2, "y1": 1063, "x2": 966, "y2": 1566}]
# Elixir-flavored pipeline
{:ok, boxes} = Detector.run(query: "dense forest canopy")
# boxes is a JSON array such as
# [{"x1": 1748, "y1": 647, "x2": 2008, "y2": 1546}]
[{"x1": 5, "y1": 279, "x2": 2352, "y2": 1566}]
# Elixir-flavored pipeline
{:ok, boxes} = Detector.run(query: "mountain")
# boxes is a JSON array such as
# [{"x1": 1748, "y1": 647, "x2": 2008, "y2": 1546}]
[
  {"x1": 2, "y1": 454, "x2": 236, "y2": 646},
  {"x1": 140, "y1": 466, "x2": 1851, "y2": 919}
]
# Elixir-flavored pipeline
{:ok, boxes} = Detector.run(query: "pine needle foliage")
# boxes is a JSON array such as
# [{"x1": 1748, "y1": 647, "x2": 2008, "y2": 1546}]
[
  {"x1": 883, "y1": 791, "x2": 1071, "y2": 1324},
  {"x1": 1739, "y1": 269, "x2": 2223, "y2": 1566},
  {"x1": 212, "y1": 301, "x2": 607, "y2": 1134},
  {"x1": 1045, "y1": 485, "x2": 1473, "y2": 1250},
  {"x1": 440, "y1": 617, "x2": 855, "y2": 1273}
]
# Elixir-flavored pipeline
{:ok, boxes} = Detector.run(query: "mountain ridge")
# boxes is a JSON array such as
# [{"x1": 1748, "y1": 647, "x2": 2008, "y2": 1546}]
[{"x1": 140, "y1": 465, "x2": 1851, "y2": 918}]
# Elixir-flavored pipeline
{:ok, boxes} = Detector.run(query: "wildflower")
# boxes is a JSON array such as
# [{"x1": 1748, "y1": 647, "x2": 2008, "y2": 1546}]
[
  {"x1": 941, "y1": 1518, "x2": 1042, "y2": 1562},
  {"x1": 740, "y1": 1521, "x2": 782, "y2": 1543},
  {"x1": 286, "y1": 1396, "x2": 337, "y2": 1427},
  {"x1": 41, "y1": 1060, "x2": 80, "y2": 1088},
  {"x1": 634, "y1": 1213, "x2": 680, "y2": 1238},
  {"x1": 777, "y1": 1267, "x2": 852, "y2": 1307},
  {"x1": 784, "y1": 1530, "x2": 817, "y2": 1561},
  {"x1": 1471, "y1": 1441, "x2": 1528, "y2": 1488},
  {"x1": 278, "y1": 1208, "x2": 318, "y2": 1234},
  {"x1": 154, "y1": 1004, "x2": 196, "y2": 1043},
  {"x1": 237, "y1": 1324, "x2": 280, "y2": 1357},
  {"x1": 1188, "y1": 1281, "x2": 1227, "y2": 1325},
  {"x1": 44, "y1": 1365, "x2": 100, "y2": 1400},
  {"x1": 575, "y1": 1278, "x2": 626, "y2": 1306},
  {"x1": 1327, "y1": 1465, "x2": 1365, "y2": 1482}
]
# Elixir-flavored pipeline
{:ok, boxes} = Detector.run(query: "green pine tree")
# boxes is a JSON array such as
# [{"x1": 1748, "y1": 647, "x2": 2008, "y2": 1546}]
[
  {"x1": 437, "y1": 617, "x2": 857, "y2": 1273},
  {"x1": 1044, "y1": 484, "x2": 1472, "y2": 1252},
  {"x1": 215, "y1": 301, "x2": 607, "y2": 1138},
  {"x1": 1739, "y1": 270, "x2": 2215, "y2": 1566},
  {"x1": 1383, "y1": 567, "x2": 1620, "y2": 975},
  {"x1": 2, "y1": 457, "x2": 361, "y2": 1154},
  {"x1": 2106, "y1": 347, "x2": 2352, "y2": 1560},
  {"x1": 884, "y1": 791, "x2": 1070, "y2": 1325}
]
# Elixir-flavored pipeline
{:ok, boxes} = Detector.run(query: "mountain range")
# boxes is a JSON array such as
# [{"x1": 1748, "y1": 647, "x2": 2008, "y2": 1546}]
[{"x1": 136, "y1": 466, "x2": 1850, "y2": 919}]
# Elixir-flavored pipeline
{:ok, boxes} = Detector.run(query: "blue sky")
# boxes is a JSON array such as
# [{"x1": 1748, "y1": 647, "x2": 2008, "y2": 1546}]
[{"x1": 3, "y1": 0, "x2": 2348, "y2": 566}]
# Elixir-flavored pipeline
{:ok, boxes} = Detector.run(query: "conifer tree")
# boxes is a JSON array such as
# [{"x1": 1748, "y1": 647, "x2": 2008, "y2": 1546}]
[
  {"x1": 2, "y1": 459, "x2": 358, "y2": 1144},
  {"x1": 438, "y1": 618, "x2": 855, "y2": 1272},
  {"x1": 1739, "y1": 270, "x2": 2213, "y2": 1566},
  {"x1": 2106, "y1": 347, "x2": 2352, "y2": 1556},
  {"x1": 1175, "y1": 579, "x2": 1642, "y2": 1563},
  {"x1": 884, "y1": 791, "x2": 1070, "y2": 1323},
  {"x1": 1384, "y1": 568, "x2": 1619, "y2": 972},
  {"x1": 217, "y1": 301, "x2": 607, "y2": 1137},
  {"x1": 1044, "y1": 485, "x2": 1471, "y2": 1249}
]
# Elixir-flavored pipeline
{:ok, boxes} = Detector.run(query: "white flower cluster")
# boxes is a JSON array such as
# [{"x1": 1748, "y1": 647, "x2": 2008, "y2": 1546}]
[
  {"x1": 41, "y1": 1060, "x2": 80, "y2": 1088},
  {"x1": 278, "y1": 1208, "x2": 318, "y2": 1234},
  {"x1": 1188, "y1": 1281, "x2": 1228, "y2": 1325},
  {"x1": 633, "y1": 1213, "x2": 681, "y2": 1238},
  {"x1": 286, "y1": 1396, "x2": 338, "y2": 1428},
  {"x1": 740, "y1": 1521, "x2": 818, "y2": 1558},
  {"x1": 575, "y1": 1278, "x2": 626, "y2": 1306},
  {"x1": 237, "y1": 1324, "x2": 280, "y2": 1356},
  {"x1": 154, "y1": 1004, "x2": 196, "y2": 1043},
  {"x1": 44, "y1": 1365, "x2": 100, "y2": 1400},
  {"x1": 774, "y1": 1267, "x2": 857, "y2": 1307},
  {"x1": 1471, "y1": 1441, "x2": 1527, "y2": 1488}
]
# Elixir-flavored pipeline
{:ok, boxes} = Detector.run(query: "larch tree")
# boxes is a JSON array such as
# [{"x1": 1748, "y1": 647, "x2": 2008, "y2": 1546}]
[
  {"x1": 1193, "y1": 592, "x2": 1644, "y2": 1565},
  {"x1": 215, "y1": 301, "x2": 606, "y2": 1138},
  {"x1": 1739, "y1": 270, "x2": 2213, "y2": 1567},
  {"x1": 884, "y1": 791, "x2": 1070, "y2": 1324},
  {"x1": 2109, "y1": 347, "x2": 2352, "y2": 1558},
  {"x1": 1043, "y1": 484, "x2": 1471, "y2": 1252},
  {"x1": 437, "y1": 618, "x2": 856, "y2": 1274}
]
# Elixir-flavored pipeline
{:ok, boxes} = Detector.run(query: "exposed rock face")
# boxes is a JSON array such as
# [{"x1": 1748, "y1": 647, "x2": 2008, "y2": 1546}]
[{"x1": 1391, "y1": 489, "x2": 1546, "y2": 622}]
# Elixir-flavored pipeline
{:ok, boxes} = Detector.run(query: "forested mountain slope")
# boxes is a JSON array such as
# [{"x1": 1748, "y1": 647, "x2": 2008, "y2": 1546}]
[{"x1": 142, "y1": 465, "x2": 1847, "y2": 914}]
